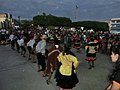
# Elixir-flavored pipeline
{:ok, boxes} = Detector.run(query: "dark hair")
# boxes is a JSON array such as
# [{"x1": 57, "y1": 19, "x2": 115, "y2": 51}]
[
  {"x1": 111, "y1": 47, "x2": 120, "y2": 55},
  {"x1": 62, "y1": 46, "x2": 75, "y2": 56},
  {"x1": 90, "y1": 37, "x2": 94, "y2": 42},
  {"x1": 54, "y1": 39, "x2": 60, "y2": 45},
  {"x1": 109, "y1": 47, "x2": 120, "y2": 82},
  {"x1": 111, "y1": 47, "x2": 120, "y2": 63}
]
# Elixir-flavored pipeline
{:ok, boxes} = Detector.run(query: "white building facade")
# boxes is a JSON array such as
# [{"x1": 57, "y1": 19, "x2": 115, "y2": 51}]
[
  {"x1": 109, "y1": 18, "x2": 120, "y2": 34},
  {"x1": 0, "y1": 13, "x2": 14, "y2": 29}
]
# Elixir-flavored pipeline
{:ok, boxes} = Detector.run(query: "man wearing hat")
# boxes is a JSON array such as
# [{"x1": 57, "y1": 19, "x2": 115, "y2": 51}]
[{"x1": 36, "y1": 34, "x2": 47, "y2": 76}]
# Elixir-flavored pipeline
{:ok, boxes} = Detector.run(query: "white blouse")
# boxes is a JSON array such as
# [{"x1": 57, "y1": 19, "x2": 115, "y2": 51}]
[
  {"x1": 35, "y1": 40, "x2": 46, "y2": 54},
  {"x1": 27, "y1": 39, "x2": 35, "y2": 48}
]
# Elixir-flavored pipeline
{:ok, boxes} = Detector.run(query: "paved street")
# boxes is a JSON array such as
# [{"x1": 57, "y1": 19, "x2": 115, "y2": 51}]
[{"x1": 0, "y1": 44, "x2": 113, "y2": 90}]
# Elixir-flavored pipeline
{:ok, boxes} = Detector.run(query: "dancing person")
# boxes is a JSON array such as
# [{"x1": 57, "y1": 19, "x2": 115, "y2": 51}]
[
  {"x1": 9, "y1": 32, "x2": 15, "y2": 50},
  {"x1": 73, "y1": 34, "x2": 81, "y2": 52},
  {"x1": 45, "y1": 39, "x2": 63, "y2": 84},
  {"x1": 19, "y1": 35, "x2": 26, "y2": 57},
  {"x1": 36, "y1": 34, "x2": 47, "y2": 76},
  {"x1": 85, "y1": 37, "x2": 98, "y2": 69},
  {"x1": 63, "y1": 33, "x2": 72, "y2": 49},
  {"x1": 27, "y1": 36, "x2": 35, "y2": 61},
  {"x1": 55, "y1": 46, "x2": 79, "y2": 90}
]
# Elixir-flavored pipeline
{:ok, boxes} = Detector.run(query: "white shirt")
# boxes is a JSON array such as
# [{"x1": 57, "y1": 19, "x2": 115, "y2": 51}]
[
  {"x1": 17, "y1": 39, "x2": 21, "y2": 46},
  {"x1": 27, "y1": 39, "x2": 35, "y2": 48},
  {"x1": 36, "y1": 40, "x2": 46, "y2": 54},
  {"x1": 19, "y1": 39, "x2": 24, "y2": 46},
  {"x1": 1, "y1": 29, "x2": 6, "y2": 34},
  {"x1": 9, "y1": 34, "x2": 14, "y2": 41}
]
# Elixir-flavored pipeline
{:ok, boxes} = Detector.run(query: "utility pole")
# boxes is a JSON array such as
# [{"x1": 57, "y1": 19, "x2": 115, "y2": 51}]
[
  {"x1": 18, "y1": 16, "x2": 21, "y2": 27},
  {"x1": 75, "y1": 5, "x2": 78, "y2": 21}
]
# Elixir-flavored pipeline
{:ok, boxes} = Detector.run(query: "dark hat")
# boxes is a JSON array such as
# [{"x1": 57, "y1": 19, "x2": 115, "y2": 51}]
[{"x1": 54, "y1": 39, "x2": 60, "y2": 45}]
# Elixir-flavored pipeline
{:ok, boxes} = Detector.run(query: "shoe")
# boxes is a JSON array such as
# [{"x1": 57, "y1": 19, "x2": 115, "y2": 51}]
[
  {"x1": 88, "y1": 66, "x2": 94, "y2": 70},
  {"x1": 42, "y1": 74, "x2": 48, "y2": 77},
  {"x1": 28, "y1": 58, "x2": 31, "y2": 60},
  {"x1": 46, "y1": 80, "x2": 50, "y2": 85},
  {"x1": 88, "y1": 67, "x2": 92, "y2": 69},
  {"x1": 37, "y1": 69, "x2": 42, "y2": 72}
]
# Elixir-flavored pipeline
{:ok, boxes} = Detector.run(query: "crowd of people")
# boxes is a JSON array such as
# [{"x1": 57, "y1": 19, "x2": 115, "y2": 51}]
[{"x1": 0, "y1": 28, "x2": 120, "y2": 90}]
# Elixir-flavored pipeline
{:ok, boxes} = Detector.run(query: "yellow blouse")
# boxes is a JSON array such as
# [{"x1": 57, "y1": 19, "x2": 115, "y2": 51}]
[
  {"x1": 57, "y1": 52, "x2": 79, "y2": 76},
  {"x1": 85, "y1": 42, "x2": 98, "y2": 53}
]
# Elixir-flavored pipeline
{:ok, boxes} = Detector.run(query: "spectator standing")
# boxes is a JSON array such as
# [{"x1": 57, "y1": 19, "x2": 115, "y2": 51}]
[{"x1": 106, "y1": 47, "x2": 120, "y2": 90}]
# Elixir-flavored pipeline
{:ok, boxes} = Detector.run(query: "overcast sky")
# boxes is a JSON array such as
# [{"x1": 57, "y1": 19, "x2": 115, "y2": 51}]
[{"x1": 0, "y1": 0, "x2": 120, "y2": 21}]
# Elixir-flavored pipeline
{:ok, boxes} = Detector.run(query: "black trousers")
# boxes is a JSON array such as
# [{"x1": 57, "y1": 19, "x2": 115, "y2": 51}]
[
  {"x1": 37, "y1": 53, "x2": 46, "y2": 71},
  {"x1": 27, "y1": 46, "x2": 32, "y2": 54},
  {"x1": 11, "y1": 40, "x2": 15, "y2": 49}
]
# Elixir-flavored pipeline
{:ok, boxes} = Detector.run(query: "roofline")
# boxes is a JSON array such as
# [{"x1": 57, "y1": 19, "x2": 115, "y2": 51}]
[{"x1": 111, "y1": 18, "x2": 120, "y2": 20}]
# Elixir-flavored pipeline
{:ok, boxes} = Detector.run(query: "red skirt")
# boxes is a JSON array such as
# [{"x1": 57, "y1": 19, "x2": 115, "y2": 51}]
[{"x1": 85, "y1": 57, "x2": 96, "y2": 61}]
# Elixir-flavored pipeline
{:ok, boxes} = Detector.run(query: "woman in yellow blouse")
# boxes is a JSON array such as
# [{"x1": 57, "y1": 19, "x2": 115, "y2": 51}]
[
  {"x1": 55, "y1": 46, "x2": 79, "y2": 90},
  {"x1": 85, "y1": 37, "x2": 98, "y2": 69}
]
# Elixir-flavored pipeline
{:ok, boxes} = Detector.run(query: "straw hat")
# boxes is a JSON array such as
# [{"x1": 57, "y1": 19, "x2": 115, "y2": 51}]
[{"x1": 41, "y1": 34, "x2": 48, "y2": 39}]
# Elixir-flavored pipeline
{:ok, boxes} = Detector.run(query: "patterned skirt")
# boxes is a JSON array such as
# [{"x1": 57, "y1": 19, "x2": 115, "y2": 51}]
[{"x1": 85, "y1": 53, "x2": 96, "y2": 61}]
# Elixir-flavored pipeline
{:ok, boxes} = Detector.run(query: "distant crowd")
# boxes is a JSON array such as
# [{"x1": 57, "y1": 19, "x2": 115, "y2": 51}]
[{"x1": 0, "y1": 28, "x2": 120, "y2": 55}]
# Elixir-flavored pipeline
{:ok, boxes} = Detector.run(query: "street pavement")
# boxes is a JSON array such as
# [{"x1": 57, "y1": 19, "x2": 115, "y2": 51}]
[{"x1": 0, "y1": 44, "x2": 113, "y2": 90}]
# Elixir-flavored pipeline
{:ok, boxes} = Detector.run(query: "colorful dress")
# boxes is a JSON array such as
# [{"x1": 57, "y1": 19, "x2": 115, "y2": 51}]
[
  {"x1": 85, "y1": 41, "x2": 98, "y2": 61},
  {"x1": 74, "y1": 36, "x2": 81, "y2": 49},
  {"x1": 55, "y1": 51, "x2": 79, "y2": 89}
]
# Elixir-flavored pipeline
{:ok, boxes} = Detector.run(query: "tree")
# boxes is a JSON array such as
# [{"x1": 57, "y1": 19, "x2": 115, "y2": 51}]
[
  {"x1": 72, "y1": 21, "x2": 109, "y2": 31},
  {"x1": 20, "y1": 20, "x2": 33, "y2": 29},
  {"x1": 33, "y1": 14, "x2": 72, "y2": 27}
]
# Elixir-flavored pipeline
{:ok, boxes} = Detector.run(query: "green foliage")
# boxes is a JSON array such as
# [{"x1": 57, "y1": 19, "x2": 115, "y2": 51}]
[
  {"x1": 33, "y1": 14, "x2": 72, "y2": 27},
  {"x1": 20, "y1": 20, "x2": 33, "y2": 29},
  {"x1": 72, "y1": 21, "x2": 109, "y2": 31},
  {"x1": 19, "y1": 13, "x2": 109, "y2": 31},
  {"x1": 13, "y1": 19, "x2": 19, "y2": 26}
]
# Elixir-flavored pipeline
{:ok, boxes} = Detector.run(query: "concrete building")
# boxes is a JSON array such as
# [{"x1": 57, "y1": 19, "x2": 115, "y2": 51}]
[
  {"x1": 0, "y1": 13, "x2": 14, "y2": 29},
  {"x1": 109, "y1": 18, "x2": 120, "y2": 34}
]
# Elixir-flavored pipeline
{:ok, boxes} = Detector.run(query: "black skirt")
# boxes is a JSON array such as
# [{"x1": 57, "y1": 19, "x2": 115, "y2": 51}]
[{"x1": 54, "y1": 67, "x2": 79, "y2": 89}]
